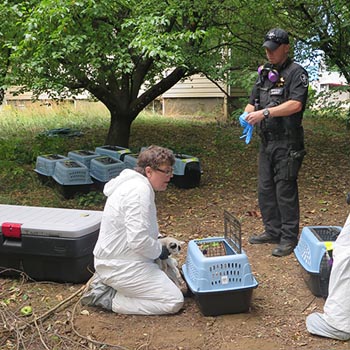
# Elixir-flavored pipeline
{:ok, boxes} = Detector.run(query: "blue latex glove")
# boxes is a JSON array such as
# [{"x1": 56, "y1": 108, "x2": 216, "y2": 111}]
[
  {"x1": 239, "y1": 111, "x2": 249, "y2": 127},
  {"x1": 238, "y1": 111, "x2": 254, "y2": 144},
  {"x1": 240, "y1": 124, "x2": 254, "y2": 144}
]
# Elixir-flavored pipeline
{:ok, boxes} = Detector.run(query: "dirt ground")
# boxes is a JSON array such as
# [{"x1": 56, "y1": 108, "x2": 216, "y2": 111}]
[{"x1": 1, "y1": 119, "x2": 350, "y2": 350}]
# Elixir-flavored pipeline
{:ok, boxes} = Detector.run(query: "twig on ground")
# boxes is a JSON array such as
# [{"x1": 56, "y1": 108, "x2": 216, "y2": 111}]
[
  {"x1": 33, "y1": 315, "x2": 51, "y2": 350},
  {"x1": 0, "y1": 283, "x2": 85, "y2": 338},
  {"x1": 302, "y1": 295, "x2": 317, "y2": 313},
  {"x1": 135, "y1": 331, "x2": 153, "y2": 350},
  {"x1": 71, "y1": 293, "x2": 131, "y2": 350},
  {"x1": 1, "y1": 276, "x2": 132, "y2": 350}
]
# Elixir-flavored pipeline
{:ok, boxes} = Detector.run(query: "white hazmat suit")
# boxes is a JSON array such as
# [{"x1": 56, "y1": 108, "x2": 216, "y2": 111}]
[
  {"x1": 306, "y1": 212, "x2": 350, "y2": 340},
  {"x1": 93, "y1": 169, "x2": 184, "y2": 315}
]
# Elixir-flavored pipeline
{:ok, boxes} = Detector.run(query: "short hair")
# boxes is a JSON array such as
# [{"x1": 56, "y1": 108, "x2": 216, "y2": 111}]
[{"x1": 135, "y1": 145, "x2": 175, "y2": 176}]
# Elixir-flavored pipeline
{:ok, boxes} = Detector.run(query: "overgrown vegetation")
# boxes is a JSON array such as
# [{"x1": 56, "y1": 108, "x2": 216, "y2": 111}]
[
  {"x1": 0, "y1": 103, "x2": 348, "y2": 211},
  {"x1": 0, "y1": 104, "x2": 349, "y2": 350},
  {"x1": 2, "y1": 0, "x2": 348, "y2": 146},
  {"x1": 0, "y1": 103, "x2": 225, "y2": 208}
]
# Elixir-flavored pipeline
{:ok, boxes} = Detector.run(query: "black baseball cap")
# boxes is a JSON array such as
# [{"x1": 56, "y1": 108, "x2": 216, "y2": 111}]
[{"x1": 262, "y1": 28, "x2": 289, "y2": 51}]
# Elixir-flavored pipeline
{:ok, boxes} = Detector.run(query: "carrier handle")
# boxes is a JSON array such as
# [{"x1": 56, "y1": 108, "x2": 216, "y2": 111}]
[{"x1": 2, "y1": 222, "x2": 22, "y2": 239}]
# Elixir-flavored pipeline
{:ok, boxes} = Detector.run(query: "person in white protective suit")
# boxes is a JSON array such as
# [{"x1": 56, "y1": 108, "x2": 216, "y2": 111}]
[
  {"x1": 81, "y1": 145, "x2": 184, "y2": 315},
  {"x1": 306, "y1": 211, "x2": 350, "y2": 340}
]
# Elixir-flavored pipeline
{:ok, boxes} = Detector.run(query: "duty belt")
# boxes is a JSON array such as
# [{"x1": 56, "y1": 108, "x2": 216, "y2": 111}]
[
  {"x1": 263, "y1": 131, "x2": 289, "y2": 141},
  {"x1": 259, "y1": 128, "x2": 303, "y2": 144}
]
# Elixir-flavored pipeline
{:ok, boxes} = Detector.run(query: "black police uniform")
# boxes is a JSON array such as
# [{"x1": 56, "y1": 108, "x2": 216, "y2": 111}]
[{"x1": 248, "y1": 57, "x2": 308, "y2": 246}]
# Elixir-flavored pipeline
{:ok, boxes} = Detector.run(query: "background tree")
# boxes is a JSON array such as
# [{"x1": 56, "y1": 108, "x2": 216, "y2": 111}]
[
  {"x1": 7, "y1": 0, "x2": 348, "y2": 147},
  {"x1": 273, "y1": 1, "x2": 350, "y2": 107},
  {"x1": 277, "y1": 0, "x2": 350, "y2": 123},
  {"x1": 4, "y1": 0, "x2": 272, "y2": 147},
  {"x1": 0, "y1": 1, "x2": 29, "y2": 104}
]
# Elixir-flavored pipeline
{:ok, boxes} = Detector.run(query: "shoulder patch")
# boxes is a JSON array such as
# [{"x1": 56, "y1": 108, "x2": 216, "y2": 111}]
[{"x1": 300, "y1": 73, "x2": 309, "y2": 87}]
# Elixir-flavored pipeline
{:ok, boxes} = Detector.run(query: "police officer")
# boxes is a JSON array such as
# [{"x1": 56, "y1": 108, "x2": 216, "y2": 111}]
[{"x1": 242, "y1": 28, "x2": 309, "y2": 257}]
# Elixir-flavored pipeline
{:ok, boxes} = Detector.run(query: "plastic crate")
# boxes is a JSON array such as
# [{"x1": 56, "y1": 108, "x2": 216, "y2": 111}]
[
  {"x1": 68, "y1": 150, "x2": 100, "y2": 168},
  {"x1": 123, "y1": 153, "x2": 138, "y2": 169},
  {"x1": 53, "y1": 160, "x2": 93, "y2": 186},
  {"x1": 52, "y1": 160, "x2": 93, "y2": 199},
  {"x1": 34, "y1": 154, "x2": 69, "y2": 177},
  {"x1": 95, "y1": 145, "x2": 131, "y2": 161},
  {"x1": 294, "y1": 226, "x2": 342, "y2": 298},
  {"x1": 90, "y1": 156, "x2": 126, "y2": 183},
  {"x1": 171, "y1": 154, "x2": 202, "y2": 189},
  {"x1": 34, "y1": 154, "x2": 69, "y2": 184},
  {"x1": 182, "y1": 211, "x2": 258, "y2": 316}
]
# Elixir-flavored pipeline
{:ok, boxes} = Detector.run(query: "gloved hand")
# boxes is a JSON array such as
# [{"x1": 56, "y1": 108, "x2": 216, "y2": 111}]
[
  {"x1": 158, "y1": 245, "x2": 170, "y2": 260},
  {"x1": 238, "y1": 111, "x2": 254, "y2": 144},
  {"x1": 239, "y1": 111, "x2": 249, "y2": 127},
  {"x1": 240, "y1": 124, "x2": 254, "y2": 144}
]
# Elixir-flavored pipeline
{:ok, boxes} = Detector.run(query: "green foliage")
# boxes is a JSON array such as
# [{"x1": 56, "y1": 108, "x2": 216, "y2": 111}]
[
  {"x1": 1, "y1": 0, "x2": 278, "y2": 146},
  {"x1": 0, "y1": 105, "x2": 347, "y2": 210},
  {"x1": 311, "y1": 90, "x2": 349, "y2": 120},
  {"x1": 273, "y1": 0, "x2": 350, "y2": 83},
  {"x1": 7, "y1": 0, "x2": 242, "y2": 92},
  {"x1": 77, "y1": 191, "x2": 106, "y2": 207},
  {"x1": 0, "y1": 103, "x2": 110, "y2": 165},
  {"x1": 1, "y1": 0, "x2": 349, "y2": 147}
]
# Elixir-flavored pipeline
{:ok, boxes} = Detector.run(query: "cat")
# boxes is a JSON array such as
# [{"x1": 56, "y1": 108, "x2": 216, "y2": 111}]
[{"x1": 157, "y1": 236, "x2": 185, "y2": 288}]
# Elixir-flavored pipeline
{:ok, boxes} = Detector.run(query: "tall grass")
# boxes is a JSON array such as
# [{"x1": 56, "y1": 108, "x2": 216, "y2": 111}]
[
  {"x1": 0, "y1": 102, "x2": 110, "y2": 137},
  {"x1": 0, "y1": 102, "x2": 222, "y2": 208},
  {"x1": 0, "y1": 102, "x2": 347, "y2": 209},
  {"x1": 0, "y1": 101, "x2": 216, "y2": 138}
]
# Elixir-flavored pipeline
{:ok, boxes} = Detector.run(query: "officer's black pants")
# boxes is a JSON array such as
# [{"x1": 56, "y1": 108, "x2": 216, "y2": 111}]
[{"x1": 258, "y1": 139, "x2": 304, "y2": 245}]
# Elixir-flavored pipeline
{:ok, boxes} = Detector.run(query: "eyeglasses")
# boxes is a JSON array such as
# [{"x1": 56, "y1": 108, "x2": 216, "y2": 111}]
[{"x1": 155, "y1": 167, "x2": 174, "y2": 176}]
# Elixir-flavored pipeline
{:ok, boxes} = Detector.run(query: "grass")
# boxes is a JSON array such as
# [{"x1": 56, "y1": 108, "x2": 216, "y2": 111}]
[
  {"x1": 0, "y1": 103, "x2": 225, "y2": 209},
  {"x1": 0, "y1": 102, "x2": 110, "y2": 134},
  {"x1": 0, "y1": 102, "x2": 348, "y2": 210},
  {"x1": 0, "y1": 102, "x2": 349, "y2": 350}
]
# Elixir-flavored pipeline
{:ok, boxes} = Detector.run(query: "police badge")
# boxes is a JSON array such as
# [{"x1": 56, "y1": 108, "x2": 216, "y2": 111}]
[{"x1": 300, "y1": 73, "x2": 309, "y2": 87}]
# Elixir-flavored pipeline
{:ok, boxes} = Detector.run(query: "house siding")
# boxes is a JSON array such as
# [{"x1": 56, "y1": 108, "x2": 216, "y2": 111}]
[
  {"x1": 161, "y1": 74, "x2": 247, "y2": 117},
  {"x1": 162, "y1": 74, "x2": 226, "y2": 98}
]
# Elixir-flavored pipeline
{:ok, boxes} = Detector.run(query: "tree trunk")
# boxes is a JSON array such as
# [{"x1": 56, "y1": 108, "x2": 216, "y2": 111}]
[
  {"x1": 100, "y1": 67, "x2": 189, "y2": 147},
  {"x1": 0, "y1": 88, "x2": 4, "y2": 105},
  {"x1": 105, "y1": 109, "x2": 135, "y2": 147}
]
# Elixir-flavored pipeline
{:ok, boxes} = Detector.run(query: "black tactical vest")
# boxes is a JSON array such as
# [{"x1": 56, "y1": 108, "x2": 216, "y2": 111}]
[{"x1": 257, "y1": 59, "x2": 303, "y2": 133}]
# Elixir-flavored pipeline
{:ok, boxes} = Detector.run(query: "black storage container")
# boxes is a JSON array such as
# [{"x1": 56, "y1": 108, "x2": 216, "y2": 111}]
[
  {"x1": 171, "y1": 154, "x2": 202, "y2": 189},
  {"x1": 0, "y1": 204, "x2": 102, "y2": 283}
]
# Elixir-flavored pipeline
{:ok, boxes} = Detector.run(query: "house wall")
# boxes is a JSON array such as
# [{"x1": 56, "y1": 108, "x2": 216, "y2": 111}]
[
  {"x1": 162, "y1": 74, "x2": 226, "y2": 98},
  {"x1": 3, "y1": 87, "x2": 92, "y2": 109},
  {"x1": 3, "y1": 76, "x2": 249, "y2": 117},
  {"x1": 312, "y1": 70, "x2": 350, "y2": 108},
  {"x1": 161, "y1": 74, "x2": 247, "y2": 117},
  {"x1": 162, "y1": 97, "x2": 224, "y2": 116}
]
